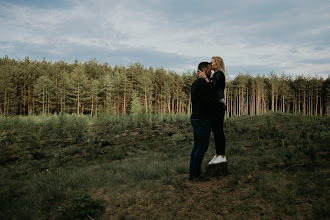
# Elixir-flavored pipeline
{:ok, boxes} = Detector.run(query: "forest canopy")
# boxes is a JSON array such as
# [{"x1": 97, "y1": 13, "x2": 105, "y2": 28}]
[{"x1": 0, "y1": 56, "x2": 329, "y2": 116}]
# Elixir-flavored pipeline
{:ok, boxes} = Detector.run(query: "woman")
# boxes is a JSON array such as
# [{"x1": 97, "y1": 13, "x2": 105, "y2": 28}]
[{"x1": 198, "y1": 56, "x2": 227, "y2": 165}]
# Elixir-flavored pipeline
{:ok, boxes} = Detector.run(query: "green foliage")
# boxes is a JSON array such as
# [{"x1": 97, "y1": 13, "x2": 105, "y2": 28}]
[
  {"x1": 1, "y1": 56, "x2": 329, "y2": 117},
  {"x1": 0, "y1": 113, "x2": 329, "y2": 219},
  {"x1": 0, "y1": 63, "x2": 16, "y2": 115},
  {"x1": 171, "y1": 133, "x2": 186, "y2": 144},
  {"x1": 33, "y1": 75, "x2": 56, "y2": 115},
  {"x1": 129, "y1": 92, "x2": 142, "y2": 115}
]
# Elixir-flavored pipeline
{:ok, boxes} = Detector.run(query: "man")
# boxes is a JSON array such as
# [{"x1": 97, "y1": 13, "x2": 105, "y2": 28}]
[{"x1": 189, "y1": 62, "x2": 213, "y2": 182}]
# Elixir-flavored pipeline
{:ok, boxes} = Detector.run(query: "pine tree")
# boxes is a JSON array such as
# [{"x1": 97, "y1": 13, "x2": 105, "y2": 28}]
[
  {"x1": 33, "y1": 75, "x2": 56, "y2": 115},
  {"x1": 70, "y1": 66, "x2": 88, "y2": 115},
  {"x1": 89, "y1": 79, "x2": 100, "y2": 117},
  {"x1": 130, "y1": 92, "x2": 142, "y2": 115},
  {"x1": 1, "y1": 56, "x2": 329, "y2": 116},
  {"x1": 58, "y1": 71, "x2": 71, "y2": 113},
  {"x1": 269, "y1": 72, "x2": 279, "y2": 111},
  {"x1": 99, "y1": 73, "x2": 115, "y2": 115},
  {"x1": 0, "y1": 60, "x2": 16, "y2": 115}
]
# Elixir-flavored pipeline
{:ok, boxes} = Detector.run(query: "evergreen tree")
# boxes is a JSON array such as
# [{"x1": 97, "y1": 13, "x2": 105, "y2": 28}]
[
  {"x1": 269, "y1": 72, "x2": 279, "y2": 111},
  {"x1": 130, "y1": 92, "x2": 142, "y2": 115},
  {"x1": 58, "y1": 71, "x2": 71, "y2": 113},
  {"x1": 33, "y1": 75, "x2": 56, "y2": 115},
  {"x1": 70, "y1": 65, "x2": 88, "y2": 115},
  {"x1": 89, "y1": 79, "x2": 100, "y2": 117},
  {"x1": 99, "y1": 73, "x2": 115, "y2": 115},
  {"x1": 0, "y1": 60, "x2": 16, "y2": 115},
  {"x1": 0, "y1": 56, "x2": 329, "y2": 116}
]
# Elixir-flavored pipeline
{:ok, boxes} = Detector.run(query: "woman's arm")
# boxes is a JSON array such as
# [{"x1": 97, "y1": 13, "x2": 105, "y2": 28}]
[
  {"x1": 209, "y1": 71, "x2": 225, "y2": 92},
  {"x1": 197, "y1": 70, "x2": 223, "y2": 91},
  {"x1": 197, "y1": 70, "x2": 210, "y2": 83}
]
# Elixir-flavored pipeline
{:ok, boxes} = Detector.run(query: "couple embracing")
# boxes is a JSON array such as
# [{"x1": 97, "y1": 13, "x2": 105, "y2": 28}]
[{"x1": 189, "y1": 56, "x2": 227, "y2": 182}]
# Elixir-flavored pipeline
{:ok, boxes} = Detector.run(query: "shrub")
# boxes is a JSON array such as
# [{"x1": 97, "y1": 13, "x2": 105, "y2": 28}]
[{"x1": 171, "y1": 133, "x2": 186, "y2": 144}]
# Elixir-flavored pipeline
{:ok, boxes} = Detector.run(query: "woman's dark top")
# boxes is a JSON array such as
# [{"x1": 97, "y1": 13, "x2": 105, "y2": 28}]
[
  {"x1": 191, "y1": 78, "x2": 213, "y2": 120},
  {"x1": 208, "y1": 70, "x2": 226, "y2": 103}
]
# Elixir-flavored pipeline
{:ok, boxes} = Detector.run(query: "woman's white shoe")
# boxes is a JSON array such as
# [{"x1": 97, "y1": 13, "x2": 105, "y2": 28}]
[
  {"x1": 212, "y1": 156, "x2": 227, "y2": 164},
  {"x1": 208, "y1": 155, "x2": 218, "y2": 165}
]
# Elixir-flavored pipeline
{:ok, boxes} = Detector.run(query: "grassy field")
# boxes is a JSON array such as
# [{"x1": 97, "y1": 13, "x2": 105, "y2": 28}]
[{"x1": 0, "y1": 112, "x2": 329, "y2": 219}]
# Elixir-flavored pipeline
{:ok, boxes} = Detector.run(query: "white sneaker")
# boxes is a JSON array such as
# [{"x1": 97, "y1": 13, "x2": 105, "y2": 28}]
[
  {"x1": 212, "y1": 156, "x2": 227, "y2": 164},
  {"x1": 208, "y1": 155, "x2": 218, "y2": 165}
]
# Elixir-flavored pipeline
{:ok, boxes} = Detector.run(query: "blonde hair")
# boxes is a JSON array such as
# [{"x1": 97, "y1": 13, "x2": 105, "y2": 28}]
[{"x1": 212, "y1": 56, "x2": 225, "y2": 73}]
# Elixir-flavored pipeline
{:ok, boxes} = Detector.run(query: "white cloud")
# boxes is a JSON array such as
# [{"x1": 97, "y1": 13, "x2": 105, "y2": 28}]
[
  {"x1": 0, "y1": 0, "x2": 329, "y2": 77},
  {"x1": 286, "y1": 63, "x2": 330, "y2": 77}
]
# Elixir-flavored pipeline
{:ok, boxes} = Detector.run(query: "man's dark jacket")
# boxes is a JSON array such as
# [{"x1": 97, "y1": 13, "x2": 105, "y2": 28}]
[{"x1": 191, "y1": 78, "x2": 213, "y2": 120}]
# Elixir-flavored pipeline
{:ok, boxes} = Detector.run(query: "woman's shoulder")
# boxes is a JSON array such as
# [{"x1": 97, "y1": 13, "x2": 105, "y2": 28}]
[
  {"x1": 214, "y1": 70, "x2": 225, "y2": 74},
  {"x1": 212, "y1": 70, "x2": 225, "y2": 79}
]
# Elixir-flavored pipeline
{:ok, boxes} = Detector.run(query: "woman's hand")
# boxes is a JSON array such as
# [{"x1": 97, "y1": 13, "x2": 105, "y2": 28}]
[
  {"x1": 197, "y1": 70, "x2": 209, "y2": 82},
  {"x1": 197, "y1": 70, "x2": 206, "y2": 78}
]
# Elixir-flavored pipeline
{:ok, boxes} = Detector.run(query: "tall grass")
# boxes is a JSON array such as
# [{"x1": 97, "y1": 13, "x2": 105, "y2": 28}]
[{"x1": 0, "y1": 112, "x2": 329, "y2": 219}]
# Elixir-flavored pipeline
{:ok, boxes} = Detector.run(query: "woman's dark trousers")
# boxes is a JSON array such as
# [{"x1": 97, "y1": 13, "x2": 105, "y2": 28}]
[{"x1": 211, "y1": 103, "x2": 226, "y2": 155}]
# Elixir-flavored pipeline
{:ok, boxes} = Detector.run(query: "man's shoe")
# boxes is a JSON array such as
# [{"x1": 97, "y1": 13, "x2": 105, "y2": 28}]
[
  {"x1": 208, "y1": 155, "x2": 218, "y2": 165},
  {"x1": 189, "y1": 175, "x2": 209, "y2": 182},
  {"x1": 212, "y1": 156, "x2": 227, "y2": 164},
  {"x1": 196, "y1": 176, "x2": 210, "y2": 182}
]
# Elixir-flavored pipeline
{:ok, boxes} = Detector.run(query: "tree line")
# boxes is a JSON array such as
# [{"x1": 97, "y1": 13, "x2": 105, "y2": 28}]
[{"x1": 0, "y1": 56, "x2": 329, "y2": 117}]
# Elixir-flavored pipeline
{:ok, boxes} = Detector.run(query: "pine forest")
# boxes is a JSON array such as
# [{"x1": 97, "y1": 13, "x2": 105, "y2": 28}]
[{"x1": 0, "y1": 56, "x2": 329, "y2": 117}]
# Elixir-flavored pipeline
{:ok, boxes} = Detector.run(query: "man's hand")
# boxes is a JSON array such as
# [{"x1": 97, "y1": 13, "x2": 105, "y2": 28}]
[{"x1": 223, "y1": 102, "x2": 227, "y2": 111}]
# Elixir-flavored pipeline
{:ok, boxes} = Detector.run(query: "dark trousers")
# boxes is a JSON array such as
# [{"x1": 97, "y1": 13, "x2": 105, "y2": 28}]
[
  {"x1": 211, "y1": 103, "x2": 226, "y2": 155},
  {"x1": 190, "y1": 118, "x2": 211, "y2": 178}
]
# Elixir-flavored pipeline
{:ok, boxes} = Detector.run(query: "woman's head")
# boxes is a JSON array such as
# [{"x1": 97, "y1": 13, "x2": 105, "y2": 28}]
[{"x1": 210, "y1": 56, "x2": 225, "y2": 73}]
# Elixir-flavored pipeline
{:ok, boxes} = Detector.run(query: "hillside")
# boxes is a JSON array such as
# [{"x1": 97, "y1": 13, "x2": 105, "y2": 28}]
[{"x1": 0, "y1": 112, "x2": 329, "y2": 219}]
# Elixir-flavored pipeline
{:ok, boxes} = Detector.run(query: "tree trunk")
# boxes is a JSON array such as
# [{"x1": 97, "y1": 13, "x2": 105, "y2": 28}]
[
  {"x1": 320, "y1": 93, "x2": 322, "y2": 116},
  {"x1": 60, "y1": 94, "x2": 63, "y2": 113},
  {"x1": 42, "y1": 86, "x2": 45, "y2": 115},
  {"x1": 271, "y1": 85, "x2": 275, "y2": 111},
  {"x1": 188, "y1": 94, "x2": 191, "y2": 115},
  {"x1": 176, "y1": 88, "x2": 179, "y2": 114},
  {"x1": 256, "y1": 87, "x2": 260, "y2": 115},
  {"x1": 145, "y1": 87, "x2": 148, "y2": 113},
  {"x1": 231, "y1": 92, "x2": 233, "y2": 116},
  {"x1": 77, "y1": 84, "x2": 80, "y2": 115},
  {"x1": 315, "y1": 91, "x2": 318, "y2": 116},
  {"x1": 91, "y1": 95, "x2": 94, "y2": 117},
  {"x1": 282, "y1": 94, "x2": 285, "y2": 113},
  {"x1": 28, "y1": 88, "x2": 31, "y2": 115},
  {"x1": 298, "y1": 92, "x2": 300, "y2": 113},
  {"x1": 123, "y1": 92, "x2": 126, "y2": 113},
  {"x1": 303, "y1": 89, "x2": 306, "y2": 115},
  {"x1": 4, "y1": 89, "x2": 7, "y2": 116}
]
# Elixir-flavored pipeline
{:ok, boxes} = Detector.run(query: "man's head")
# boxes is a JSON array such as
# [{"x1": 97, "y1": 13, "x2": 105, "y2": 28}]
[{"x1": 198, "y1": 62, "x2": 211, "y2": 76}]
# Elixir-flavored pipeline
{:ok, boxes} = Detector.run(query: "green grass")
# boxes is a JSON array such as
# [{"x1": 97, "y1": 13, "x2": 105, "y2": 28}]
[{"x1": 0, "y1": 112, "x2": 329, "y2": 219}]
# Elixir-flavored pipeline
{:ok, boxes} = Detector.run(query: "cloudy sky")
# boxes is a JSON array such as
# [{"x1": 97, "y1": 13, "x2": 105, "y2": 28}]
[{"x1": 0, "y1": 0, "x2": 329, "y2": 79}]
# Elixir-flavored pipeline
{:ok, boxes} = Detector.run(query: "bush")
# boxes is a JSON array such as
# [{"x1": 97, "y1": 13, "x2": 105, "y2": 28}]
[{"x1": 171, "y1": 133, "x2": 186, "y2": 144}]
